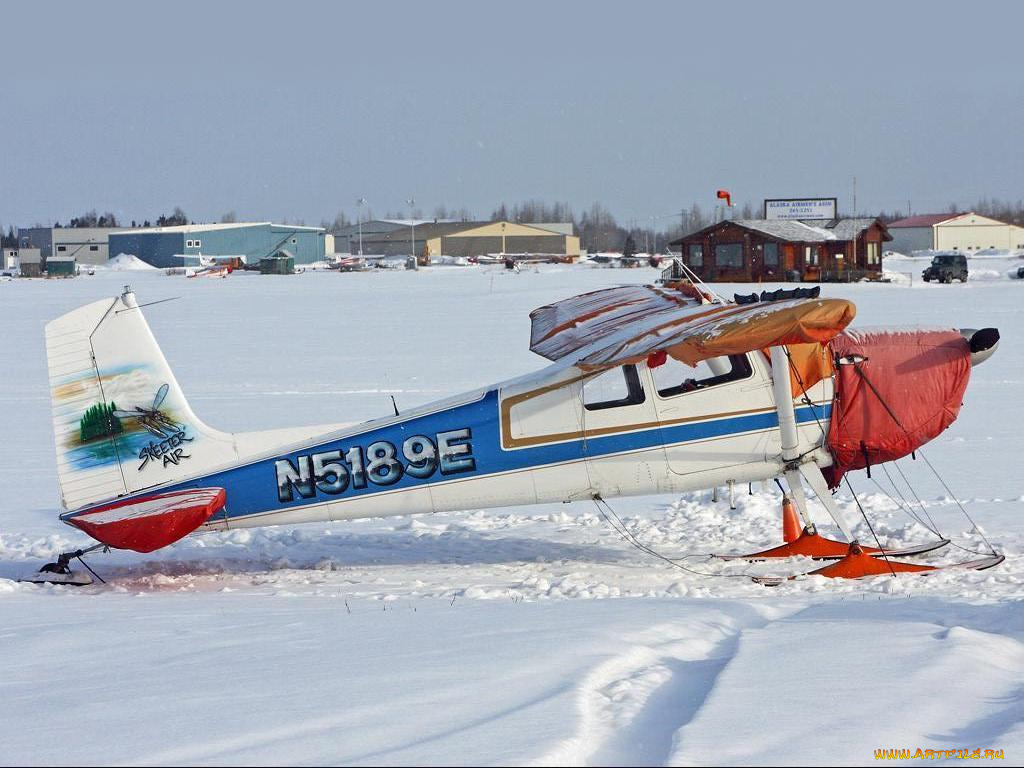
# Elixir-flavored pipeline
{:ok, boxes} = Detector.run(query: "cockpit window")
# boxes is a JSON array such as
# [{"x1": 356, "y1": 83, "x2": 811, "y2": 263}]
[
  {"x1": 583, "y1": 364, "x2": 646, "y2": 411},
  {"x1": 651, "y1": 354, "x2": 753, "y2": 398}
]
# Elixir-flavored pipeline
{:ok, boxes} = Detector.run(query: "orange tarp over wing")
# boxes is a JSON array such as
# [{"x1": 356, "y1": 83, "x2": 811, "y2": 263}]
[
  {"x1": 761, "y1": 342, "x2": 836, "y2": 395},
  {"x1": 577, "y1": 298, "x2": 856, "y2": 370}
]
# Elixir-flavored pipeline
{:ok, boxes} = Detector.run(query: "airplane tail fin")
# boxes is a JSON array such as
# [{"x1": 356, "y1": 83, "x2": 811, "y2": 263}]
[{"x1": 46, "y1": 287, "x2": 236, "y2": 512}]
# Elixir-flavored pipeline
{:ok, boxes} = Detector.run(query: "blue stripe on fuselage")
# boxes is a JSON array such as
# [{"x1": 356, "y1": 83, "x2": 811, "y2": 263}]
[{"x1": 64, "y1": 390, "x2": 830, "y2": 522}]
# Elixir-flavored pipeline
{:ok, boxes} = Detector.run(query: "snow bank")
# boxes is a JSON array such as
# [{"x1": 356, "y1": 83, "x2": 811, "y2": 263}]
[
  {"x1": 100, "y1": 252, "x2": 158, "y2": 271},
  {"x1": 880, "y1": 269, "x2": 912, "y2": 285}
]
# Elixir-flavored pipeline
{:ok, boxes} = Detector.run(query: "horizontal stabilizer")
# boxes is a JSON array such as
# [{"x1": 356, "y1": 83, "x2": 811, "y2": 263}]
[{"x1": 62, "y1": 488, "x2": 226, "y2": 553}]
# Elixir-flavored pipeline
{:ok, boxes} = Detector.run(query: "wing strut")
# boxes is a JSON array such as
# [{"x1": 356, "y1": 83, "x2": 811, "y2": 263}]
[{"x1": 769, "y1": 345, "x2": 855, "y2": 540}]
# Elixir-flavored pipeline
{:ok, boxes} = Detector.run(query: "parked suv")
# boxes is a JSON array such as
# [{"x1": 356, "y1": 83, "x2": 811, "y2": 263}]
[{"x1": 922, "y1": 252, "x2": 968, "y2": 283}]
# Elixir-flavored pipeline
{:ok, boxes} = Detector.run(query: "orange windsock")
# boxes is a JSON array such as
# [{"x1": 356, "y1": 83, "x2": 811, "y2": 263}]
[{"x1": 716, "y1": 189, "x2": 732, "y2": 207}]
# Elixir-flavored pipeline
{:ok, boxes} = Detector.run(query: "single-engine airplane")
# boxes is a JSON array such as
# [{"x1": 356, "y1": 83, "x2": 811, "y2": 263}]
[{"x1": 30, "y1": 276, "x2": 1003, "y2": 585}]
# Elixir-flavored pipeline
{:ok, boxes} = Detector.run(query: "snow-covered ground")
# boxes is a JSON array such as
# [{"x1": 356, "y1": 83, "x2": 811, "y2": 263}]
[
  {"x1": 883, "y1": 251, "x2": 1023, "y2": 283},
  {"x1": 1, "y1": 266, "x2": 1022, "y2": 765}
]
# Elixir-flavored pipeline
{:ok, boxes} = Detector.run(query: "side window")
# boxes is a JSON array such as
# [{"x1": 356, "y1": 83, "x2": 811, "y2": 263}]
[
  {"x1": 652, "y1": 354, "x2": 752, "y2": 398},
  {"x1": 583, "y1": 364, "x2": 645, "y2": 411}
]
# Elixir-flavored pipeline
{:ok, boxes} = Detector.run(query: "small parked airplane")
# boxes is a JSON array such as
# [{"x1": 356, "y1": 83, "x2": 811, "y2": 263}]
[{"x1": 31, "y1": 277, "x2": 1003, "y2": 585}]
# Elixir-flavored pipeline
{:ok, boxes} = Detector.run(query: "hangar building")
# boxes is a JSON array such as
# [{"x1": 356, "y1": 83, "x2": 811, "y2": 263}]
[
  {"x1": 108, "y1": 222, "x2": 328, "y2": 268},
  {"x1": 888, "y1": 212, "x2": 1024, "y2": 254},
  {"x1": 356, "y1": 220, "x2": 580, "y2": 259},
  {"x1": 17, "y1": 227, "x2": 120, "y2": 266},
  {"x1": 333, "y1": 219, "x2": 454, "y2": 255}
]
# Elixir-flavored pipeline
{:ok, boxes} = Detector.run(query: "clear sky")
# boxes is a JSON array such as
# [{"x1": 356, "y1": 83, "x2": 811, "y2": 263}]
[{"x1": 2, "y1": 0, "x2": 1022, "y2": 229}]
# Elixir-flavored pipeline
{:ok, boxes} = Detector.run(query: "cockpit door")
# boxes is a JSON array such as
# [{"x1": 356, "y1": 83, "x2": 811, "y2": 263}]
[
  {"x1": 578, "y1": 364, "x2": 669, "y2": 495},
  {"x1": 647, "y1": 353, "x2": 776, "y2": 477}
]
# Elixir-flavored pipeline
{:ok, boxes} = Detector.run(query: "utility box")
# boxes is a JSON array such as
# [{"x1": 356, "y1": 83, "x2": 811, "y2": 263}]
[
  {"x1": 46, "y1": 255, "x2": 77, "y2": 277},
  {"x1": 259, "y1": 254, "x2": 294, "y2": 275}
]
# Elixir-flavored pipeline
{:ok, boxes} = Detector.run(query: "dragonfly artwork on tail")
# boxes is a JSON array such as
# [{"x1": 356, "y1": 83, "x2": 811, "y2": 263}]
[{"x1": 112, "y1": 384, "x2": 180, "y2": 438}]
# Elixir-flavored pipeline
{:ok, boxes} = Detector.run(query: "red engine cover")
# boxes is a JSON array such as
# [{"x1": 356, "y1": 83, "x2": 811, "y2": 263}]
[{"x1": 823, "y1": 329, "x2": 971, "y2": 489}]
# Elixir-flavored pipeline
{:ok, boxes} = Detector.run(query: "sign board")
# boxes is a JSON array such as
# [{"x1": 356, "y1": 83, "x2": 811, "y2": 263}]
[{"x1": 764, "y1": 198, "x2": 837, "y2": 220}]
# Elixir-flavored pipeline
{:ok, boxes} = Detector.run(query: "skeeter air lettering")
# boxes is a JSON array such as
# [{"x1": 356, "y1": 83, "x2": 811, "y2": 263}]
[{"x1": 274, "y1": 428, "x2": 477, "y2": 502}]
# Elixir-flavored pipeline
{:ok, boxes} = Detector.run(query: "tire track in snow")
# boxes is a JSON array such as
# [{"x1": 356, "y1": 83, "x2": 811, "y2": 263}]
[
  {"x1": 533, "y1": 603, "x2": 791, "y2": 767},
  {"x1": 664, "y1": 603, "x2": 1024, "y2": 765}
]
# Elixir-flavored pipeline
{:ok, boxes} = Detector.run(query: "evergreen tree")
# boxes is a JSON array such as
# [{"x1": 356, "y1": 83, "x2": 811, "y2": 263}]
[
  {"x1": 623, "y1": 233, "x2": 636, "y2": 259},
  {"x1": 79, "y1": 402, "x2": 123, "y2": 443}
]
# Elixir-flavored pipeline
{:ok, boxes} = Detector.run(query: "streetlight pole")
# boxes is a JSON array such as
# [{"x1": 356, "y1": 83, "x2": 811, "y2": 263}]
[
  {"x1": 356, "y1": 197, "x2": 366, "y2": 256},
  {"x1": 406, "y1": 197, "x2": 416, "y2": 263}
]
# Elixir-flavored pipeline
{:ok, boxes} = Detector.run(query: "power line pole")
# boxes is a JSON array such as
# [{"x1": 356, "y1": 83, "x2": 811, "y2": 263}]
[
  {"x1": 406, "y1": 198, "x2": 416, "y2": 263},
  {"x1": 356, "y1": 197, "x2": 366, "y2": 256}
]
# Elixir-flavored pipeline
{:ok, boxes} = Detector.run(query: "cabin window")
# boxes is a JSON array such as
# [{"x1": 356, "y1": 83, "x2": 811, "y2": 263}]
[
  {"x1": 688, "y1": 244, "x2": 703, "y2": 267},
  {"x1": 866, "y1": 242, "x2": 880, "y2": 265},
  {"x1": 57, "y1": 245, "x2": 67, "y2": 252},
  {"x1": 89, "y1": 245, "x2": 98, "y2": 251},
  {"x1": 804, "y1": 246, "x2": 818, "y2": 266},
  {"x1": 652, "y1": 354, "x2": 753, "y2": 398},
  {"x1": 714, "y1": 243, "x2": 743, "y2": 268},
  {"x1": 763, "y1": 242, "x2": 778, "y2": 266},
  {"x1": 194, "y1": 239, "x2": 202, "y2": 248},
  {"x1": 583, "y1": 364, "x2": 645, "y2": 411}
]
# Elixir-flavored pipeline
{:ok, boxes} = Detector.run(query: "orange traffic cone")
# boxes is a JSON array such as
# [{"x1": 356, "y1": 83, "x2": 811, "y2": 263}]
[{"x1": 782, "y1": 496, "x2": 801, "y2": 543}]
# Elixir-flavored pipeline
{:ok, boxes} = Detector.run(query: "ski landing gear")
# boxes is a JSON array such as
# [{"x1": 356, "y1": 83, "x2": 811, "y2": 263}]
[
  {"x1": 20, "y1": 543, "x2": 107, "y2": 586},
  {"x1": 715, "y1": 494, "x2": 951, "y2": 562},
  {"x1": 752, "y1": 543, "x2": 1005, "y2": 586},
  {"x1": 718, "y1": 487, "x2": 997, "y2": 583}
]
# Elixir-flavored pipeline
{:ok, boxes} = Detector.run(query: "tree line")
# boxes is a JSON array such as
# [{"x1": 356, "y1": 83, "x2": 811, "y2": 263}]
[{"x1": 6, "y1": 196, "x2": 1024, "y2": 254}]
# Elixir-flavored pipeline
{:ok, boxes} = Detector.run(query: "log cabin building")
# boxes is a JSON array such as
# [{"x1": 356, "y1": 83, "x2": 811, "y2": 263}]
[{"x1": 668, "y1": 218, "x2": 891, "y2": 282}]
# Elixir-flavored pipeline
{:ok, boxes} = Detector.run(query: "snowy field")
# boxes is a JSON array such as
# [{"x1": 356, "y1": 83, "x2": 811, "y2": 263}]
[{"x1": 1, "y1": 264, "x2": 1022, "y2": 765}]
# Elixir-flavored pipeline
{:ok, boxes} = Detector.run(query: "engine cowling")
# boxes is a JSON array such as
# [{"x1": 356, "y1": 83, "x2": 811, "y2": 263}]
[{"x1": 822, "y1": 328, "x2": 994, "y2": 489}]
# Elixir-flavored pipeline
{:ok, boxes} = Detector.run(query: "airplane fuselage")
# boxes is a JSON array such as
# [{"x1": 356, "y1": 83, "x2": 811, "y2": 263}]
[{"x1": 69, "y1": 350, "x2": 831, "y2": 533}]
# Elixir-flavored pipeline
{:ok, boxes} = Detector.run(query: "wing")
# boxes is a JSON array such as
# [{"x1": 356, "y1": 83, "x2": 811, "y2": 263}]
[
  {"x1": 529, "y1": 284, "x2": 856, "y2": 370},
  {"x1": 152, "y1": 383, "x2": 170, "y2": 410}
]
